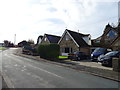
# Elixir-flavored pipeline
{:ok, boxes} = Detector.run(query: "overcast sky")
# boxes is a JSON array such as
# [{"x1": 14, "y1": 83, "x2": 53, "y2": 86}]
[{"x1": 0, "y1": 0, "x2": 119, "y2": 44}]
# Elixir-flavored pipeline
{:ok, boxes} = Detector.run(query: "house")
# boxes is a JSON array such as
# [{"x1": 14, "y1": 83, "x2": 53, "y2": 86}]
[
  {"x1": 0, "y1": 43, "x2": 5, "y2": 47},
  {"x1": 41, "y1": 34, "x2": 61, "y2": 44},
  {"x1": 111, "y1": 36, "x2": 120, "y2": 51},
  {"x1": 58, "y1": 29, "x2": 91, "y2": 56},
  {"x1": 91, "y1": 36, "x2": 102, "y2": 47},
  {"x1": 100, "y1": 23, "x2": 119, "y2": 48},
  {"x1": 36, "y1": 35, "x2": 43, "y2": 45}
]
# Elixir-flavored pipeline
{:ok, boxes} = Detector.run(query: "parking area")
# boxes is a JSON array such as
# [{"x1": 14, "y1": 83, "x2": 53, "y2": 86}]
[{"x1": 69, "y1": 59, "x2": 113, "y2": 70}]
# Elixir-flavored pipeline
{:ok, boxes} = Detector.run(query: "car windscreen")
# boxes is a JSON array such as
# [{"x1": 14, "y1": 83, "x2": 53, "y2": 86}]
[
  {"x1": 105, "y1": 51, "x2": 118, "y2": 56},
  {"x1": 93, "y1": 48, "x2": 106, "y2": 53}
]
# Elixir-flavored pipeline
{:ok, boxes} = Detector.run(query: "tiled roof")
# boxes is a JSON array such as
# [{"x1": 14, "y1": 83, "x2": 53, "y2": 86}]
[
  {"x1": 66, "y1": 29, "x2": 89, "y2": 47},
  {"x1": 45, "y1": 34, "x2": 61, "y2": 43}
]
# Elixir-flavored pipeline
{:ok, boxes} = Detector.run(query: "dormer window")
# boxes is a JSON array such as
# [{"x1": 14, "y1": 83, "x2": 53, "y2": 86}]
[{"x1": 107, "y1": 30, "x2": 117, "y2": 38}]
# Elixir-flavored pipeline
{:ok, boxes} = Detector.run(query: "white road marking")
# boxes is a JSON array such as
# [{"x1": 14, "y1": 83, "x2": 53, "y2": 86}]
[
  {"x1": 14, "y1": 64, "x2": 18, "y2": 67},
  {"x1": 5, "y1": 54, "x2": 64, "y2": 79}
]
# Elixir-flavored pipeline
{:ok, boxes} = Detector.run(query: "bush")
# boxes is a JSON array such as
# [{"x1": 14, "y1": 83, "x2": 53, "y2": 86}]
[{"x1": 37, "y1": 43, "x2": 60, "y2": 59}]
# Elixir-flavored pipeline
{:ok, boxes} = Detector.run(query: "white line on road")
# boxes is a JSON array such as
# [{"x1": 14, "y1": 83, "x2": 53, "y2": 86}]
[{"x1": 5, "y1": 54, "x2": 64, "y2": 79}]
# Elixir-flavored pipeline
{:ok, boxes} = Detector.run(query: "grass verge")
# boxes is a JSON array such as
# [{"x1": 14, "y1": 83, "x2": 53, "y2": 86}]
[
  {"x1": 59, "y1": 56, "x2": 68, "y2": 59},
  {"x1": 0, "y1": 47, "x2": 6, "y2": 50}
]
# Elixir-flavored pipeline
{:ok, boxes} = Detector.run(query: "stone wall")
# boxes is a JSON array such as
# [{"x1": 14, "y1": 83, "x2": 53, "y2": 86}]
[
  {"x1": 80, "y1": 47, "x2": 90, "y2": 55},
  {"x1": 112, "y1": 58, "x2": 120, "y2": 72},
  {"x1": 59, "y1": 32, "x2": 79, "y2": 53}
]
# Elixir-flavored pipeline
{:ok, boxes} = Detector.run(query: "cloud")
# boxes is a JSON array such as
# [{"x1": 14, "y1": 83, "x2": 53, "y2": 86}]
[{"x1": 0, "y1": 0, "x2": 118, "y2": 43}]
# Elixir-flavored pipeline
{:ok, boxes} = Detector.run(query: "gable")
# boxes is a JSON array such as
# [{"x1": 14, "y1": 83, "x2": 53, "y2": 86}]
[
  {"x1": 58, "y1": 29, "x2": 89, "y2": 47},
  {"x1": 41, "y1": 35, "x2": 50, "y2": 44}
]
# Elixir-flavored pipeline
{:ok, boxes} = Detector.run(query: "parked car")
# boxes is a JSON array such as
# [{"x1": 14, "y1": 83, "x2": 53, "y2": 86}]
[
  {"x1": 68, "y1": 51, "x2": 88, "y2": 60},
  {"x1": 22, "y1": 46, "x2": 38, "y2": 56},
  {"x1": 91, "y1": 48, "x2": 112, "y2": 62},
  {"x1": 98, "y1": 51, "x2": 120, "y2": 67}
]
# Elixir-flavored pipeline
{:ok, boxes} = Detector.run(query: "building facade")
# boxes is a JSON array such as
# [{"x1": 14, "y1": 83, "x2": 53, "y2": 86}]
[{"x1": 58, "y1": 29, "x2": 91, "y2": 56}]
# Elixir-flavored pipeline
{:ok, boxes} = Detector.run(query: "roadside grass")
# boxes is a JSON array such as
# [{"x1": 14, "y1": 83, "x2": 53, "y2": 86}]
[
  {"x1": 58, "y1": 56, "x2": 72, "y2": 61},
  {"x1": 59, "y1": 56, "x2": 68, "y2": 59},
  {"x1": 0, "y1": 47, "x2": 6, "y2": 50}
]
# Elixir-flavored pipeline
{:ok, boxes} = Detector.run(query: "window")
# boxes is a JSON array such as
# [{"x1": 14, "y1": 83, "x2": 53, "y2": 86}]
[
  {"x1": 66, "y1": 35, "x2": 69, "y2": 41},
  {"x1": 65, "y1": 47, "x2": 72, "y2": 53},
  {"x1": 65, "y1": 47, "x2": 69, "y2": 53},
  {"x1": 107, "y1": 30, "x2": 117, "y2": 38},
  {"x1": 45, "y1": 37, "x2": 47, "y2": 41}
]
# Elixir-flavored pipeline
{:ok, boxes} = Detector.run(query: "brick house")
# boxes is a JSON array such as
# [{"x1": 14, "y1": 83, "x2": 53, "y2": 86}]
[
  {"x1": 41, "y1": 34, "x2": 61, "y2": 44},
  {"x1": 111, "y1": 36, "x2": 120, "y2": 51},
  {"x1": 58, "y1": 29, "x2": 91, "y2": 56},
  {"x1": 100, "y1": 23, "x2": 119, "y2": 48}
]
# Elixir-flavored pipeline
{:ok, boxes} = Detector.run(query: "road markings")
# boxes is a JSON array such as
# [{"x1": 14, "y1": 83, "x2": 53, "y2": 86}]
[
  {"x1": 5, "y1": 54, "x2": 64, "y2": 79},
  {"x1": 2, "y1": 71, "x2": 15, "y2": 88},
  {"x1": 29, "y1": 64, "x2": 63, "y2": 79}
]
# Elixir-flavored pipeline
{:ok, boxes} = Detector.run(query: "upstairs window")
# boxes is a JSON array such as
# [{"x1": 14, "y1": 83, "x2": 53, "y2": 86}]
[
  {"x1": 107, "y1": 30, "x2": 118, "y2": 38},
  {"x1": 66, "y1": 35, "x2": 70, "y2": 41}
]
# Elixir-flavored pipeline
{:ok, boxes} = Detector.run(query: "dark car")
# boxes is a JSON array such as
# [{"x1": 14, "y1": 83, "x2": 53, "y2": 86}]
[
  {"x1": 98, "y1": 51, "x2": 120, "y2": 67},
  {"x1": 91, "y1": 48, "x2": 112, "y2": 62},
  {"x1": 22, "y1": 46, "x2": 38, "y2": 56},
  {"x1": 68, "y1": 51, "x2": 88, "y2": 60}
]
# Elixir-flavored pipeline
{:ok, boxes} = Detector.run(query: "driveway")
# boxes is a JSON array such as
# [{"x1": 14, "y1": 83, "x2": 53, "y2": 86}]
[{"x1": 70, "y1": 60, "x2": 113, "y2": 70}]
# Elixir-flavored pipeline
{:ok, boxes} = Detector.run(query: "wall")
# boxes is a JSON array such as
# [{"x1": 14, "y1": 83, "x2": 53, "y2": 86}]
[
  {"x1": 112, "y1": 38, "x2": 120, "y2": 51},
  {"x1": 80, "y1": 47, "x2": 90, "y2": 55}
]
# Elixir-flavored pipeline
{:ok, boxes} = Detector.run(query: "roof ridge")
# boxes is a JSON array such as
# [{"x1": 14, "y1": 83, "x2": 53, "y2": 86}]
[
  {"x1": 66, "y1": 29, "x2": 89, "y2": 36},
  {"x1": 45, "y1": 33, "x2": 61, "y2": 37}
]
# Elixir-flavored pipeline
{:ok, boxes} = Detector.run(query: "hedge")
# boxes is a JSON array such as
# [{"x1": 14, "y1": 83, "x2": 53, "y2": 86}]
[{"x1": 37, "y1": 43, "x2": 60, "y2": 59}]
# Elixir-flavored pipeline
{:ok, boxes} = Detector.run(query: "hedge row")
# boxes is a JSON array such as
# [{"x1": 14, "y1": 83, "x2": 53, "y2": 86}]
[{"x1": 37, "y1": 43, "x2": 60, "y2": 59}]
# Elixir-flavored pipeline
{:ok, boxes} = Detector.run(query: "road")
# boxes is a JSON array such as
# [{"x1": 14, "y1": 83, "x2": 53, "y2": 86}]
[
  {"x1": 0, "y1": 48, "x2": 119, "y2": 88},
  {"x1": 0, "y1": 50, "x2": 2, "y2": 89}
]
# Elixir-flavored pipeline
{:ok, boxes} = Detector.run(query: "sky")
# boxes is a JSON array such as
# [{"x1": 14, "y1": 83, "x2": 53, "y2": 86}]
[{"x1": 0, "y1": 0, "x2": 119, "y2": 44}]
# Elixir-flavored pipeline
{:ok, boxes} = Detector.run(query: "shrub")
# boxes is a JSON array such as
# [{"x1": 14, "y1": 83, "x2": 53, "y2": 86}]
[{"x1": 37, "y1": 43, "x2": 60, "y2": 59}]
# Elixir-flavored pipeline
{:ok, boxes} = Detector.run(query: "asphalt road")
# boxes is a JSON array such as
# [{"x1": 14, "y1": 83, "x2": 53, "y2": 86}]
[{"x1": 0, "y1": 48, "x2": 119, "y2": 88}]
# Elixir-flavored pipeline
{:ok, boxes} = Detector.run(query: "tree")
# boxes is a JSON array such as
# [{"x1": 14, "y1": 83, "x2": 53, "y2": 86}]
[
  {"x1": 18, "y1": 40, "x2": 30, "y2": 47},
  {"x1": 28, "y1": 39, "x2": 34, "y2": 44},
  {"x1": 4, "y1": 40, "x2": 9, "y2": 47},
  {"x1": 3, "y1": 40, "x2": 14, "y2": 47}
]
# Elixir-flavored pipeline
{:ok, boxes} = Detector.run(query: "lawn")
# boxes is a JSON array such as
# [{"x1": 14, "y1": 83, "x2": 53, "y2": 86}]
[
  {"x1": 59, "y1": 56, "x2": 68, "y2": 59},
  {"x1": 0, "y1": 47, "x2": 6, "y2": 50}
]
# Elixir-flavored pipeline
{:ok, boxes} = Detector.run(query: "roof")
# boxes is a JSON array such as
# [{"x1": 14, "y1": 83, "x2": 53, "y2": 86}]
[
  {"x1": 37, "y1": 35, "x2": 43, "y2": 44},
  {"x1": 38, "y1": 35, "x2": 43, "y2": 39},
  {"x1": 66, "y1": 29, "x2": 89, "y2": 47},
  {"x1": 45, "y1": 34, "x2": 61, "y2": 43}
]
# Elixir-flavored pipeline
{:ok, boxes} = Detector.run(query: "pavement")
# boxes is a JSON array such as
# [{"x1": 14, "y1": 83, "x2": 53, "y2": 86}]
[
  {"x1": 0, "y1": 50, "x2": 8, "y2": 89},
  {"x1": 14, "y1": 48, "x2": 120, "y2": 82}
]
